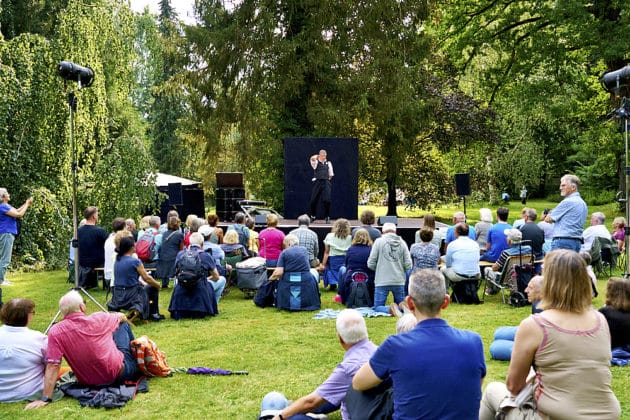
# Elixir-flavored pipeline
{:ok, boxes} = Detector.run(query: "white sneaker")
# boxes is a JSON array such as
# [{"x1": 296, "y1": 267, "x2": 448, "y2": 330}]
[
  {"x1": 306, "y1": 414, "x2": 328, "y2": 420},
  {"x1": 0, "y1": 280, "x2": 12, "y2": 286}
]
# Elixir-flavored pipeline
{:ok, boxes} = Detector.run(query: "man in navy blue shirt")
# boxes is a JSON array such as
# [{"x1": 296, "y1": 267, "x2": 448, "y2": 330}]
[{"x1": 353, "y1": 269, "x2": 486, "y2": 420}]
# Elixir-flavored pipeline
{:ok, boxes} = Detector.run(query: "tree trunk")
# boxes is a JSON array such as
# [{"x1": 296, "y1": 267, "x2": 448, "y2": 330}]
[{"x1": 386, "y1": 179, "x2": 398, "y2": 216}]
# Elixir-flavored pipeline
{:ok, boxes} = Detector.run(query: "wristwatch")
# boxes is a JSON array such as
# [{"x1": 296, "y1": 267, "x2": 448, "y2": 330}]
[{"x1": 40, "y1": 395, "x2": 52, "y2": 403}]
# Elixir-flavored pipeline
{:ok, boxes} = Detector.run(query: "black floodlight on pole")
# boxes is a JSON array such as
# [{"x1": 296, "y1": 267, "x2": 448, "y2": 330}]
[
  {"x1": 600, "y1": 65, "x2": 630, "y2": 97},
  {"x1": 47, "y1": 61, "x2": 103, "y2": 332},
  {"x1": 600, "y1": 65, "x2": 630, "y2": 277}
]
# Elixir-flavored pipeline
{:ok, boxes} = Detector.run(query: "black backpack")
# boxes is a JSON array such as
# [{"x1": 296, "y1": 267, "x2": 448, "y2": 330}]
[
  {"x1": 176, "y1": 249, "x2": 206, "y2": 289},
  {"x1": 346, "y1": 271, "x2": 372, "y2": 308}
]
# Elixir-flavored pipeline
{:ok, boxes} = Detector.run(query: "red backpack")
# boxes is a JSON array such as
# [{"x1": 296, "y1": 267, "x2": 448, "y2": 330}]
[{"x1": 136, "y1": 230, "x2": 158, "y2": 262}]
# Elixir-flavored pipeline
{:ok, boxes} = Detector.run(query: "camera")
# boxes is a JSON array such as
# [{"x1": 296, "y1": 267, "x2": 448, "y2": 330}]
[{"x1": 57, "y1": 61, "x2": 94, "y2": 87}]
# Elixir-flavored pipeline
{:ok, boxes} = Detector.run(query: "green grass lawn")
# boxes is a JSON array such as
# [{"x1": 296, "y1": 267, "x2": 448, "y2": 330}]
[
  {"x1": 1, "y1": 268, "x2": 627, "y2": 419},
  {"x1": 2, "y1": 199, "x2": 628, "y2": 418}
]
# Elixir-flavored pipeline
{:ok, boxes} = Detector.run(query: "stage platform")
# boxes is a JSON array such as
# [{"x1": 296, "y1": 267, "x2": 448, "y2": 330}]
[{"x1": 221, "y1": 217, "x2": 448, "y2": 260}]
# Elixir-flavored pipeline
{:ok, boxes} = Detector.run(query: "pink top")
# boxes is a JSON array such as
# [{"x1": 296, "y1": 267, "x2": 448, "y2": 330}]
[
  {"x1": 47, "y1": 312, "x2": 123, "y2": 386},
  {"x1": 258, "y1": 228, "x2": 285, "y2": 260}
]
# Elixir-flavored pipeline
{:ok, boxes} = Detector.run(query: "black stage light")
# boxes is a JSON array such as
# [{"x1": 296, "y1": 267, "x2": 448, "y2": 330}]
[
  {"x1": 600, "y1": 65, "x2": 630, "y2": 96},
  {"x1": 57, "y1": 61, "x2": 94, "y2": 87}
]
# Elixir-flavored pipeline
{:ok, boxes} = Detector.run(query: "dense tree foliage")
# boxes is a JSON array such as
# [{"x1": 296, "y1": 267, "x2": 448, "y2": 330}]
[
  {"x1": 184, "y1": 0, "x2": 496, "y2": 214},
  {"x1": 0, "y1": 0, "x2": 158, "y2": 269},
  {"x1": 438, "y1": 0, "x2": 630, "y2": 199}
]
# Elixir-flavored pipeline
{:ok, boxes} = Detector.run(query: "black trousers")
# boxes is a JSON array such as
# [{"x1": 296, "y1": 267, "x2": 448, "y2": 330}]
[{"x1": 310, "y1": 179, "x2": 331, "y2": 218}]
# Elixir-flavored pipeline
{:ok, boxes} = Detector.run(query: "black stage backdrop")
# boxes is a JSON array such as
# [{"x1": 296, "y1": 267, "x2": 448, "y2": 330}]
[{"x1": 283, "y1": 137, "x2": 358, "y2": 220}]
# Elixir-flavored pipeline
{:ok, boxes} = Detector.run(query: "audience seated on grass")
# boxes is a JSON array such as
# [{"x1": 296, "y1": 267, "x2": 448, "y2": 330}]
[
  {"x1": 205, "y1": 213, "x2": 224, "y2": 244},
  {"x1": 353, "y1": 269, "x2": 486, "y2": 419},
  {"x1": 417, "y1": 213, "x2": 445, "y2": 252},
  {"x1": 259, "y1": 309, "x2": 377, "y2": 420},
  {"x1": 25, "y1": 290, "x2": 139, "y2": 409},
  {"x1": 480, "y1": 250, "x2": 621, "y2": 419},
  {"x1": 368, "y1": 223, "x2": 411, "y2": 313},
  {"x1": 0, "y1": 298, "x2": 47, "y2": 403},
  {"x1": 337, "y1": 228, "x2": 375, "y2": 307},
  {"x1": 168, "y1": 233, "x2": 223, "y2": 319},
  {"x1": 489, "y1": 276, "x2": 544, "y2": 361},
  {"x1": 480, "y1": 207, "x2": 511, "y2": 263},
  {"x1": 156, "y1": 215, "x2": 185, "y2": 288},
  {"x1": 108, "y1": 236, "x2": 163, "y2": 323},
  {"x1": 258, "y1": 214, "x2": 285, "y2": 268},
  {"x1": 484, "y1": 228, "x2": 531, "y2": 293},
  {"x1": 599, "y1": 277, "x2": 630, "y2": 350},
  {"x1": 474, "y1": 207, "x2": 493, "y2": 253},
  {"x1": 268, "y1": 235, "x2": 319, "y2": 284},
  {"x1": 319, "y1": 218, "x2": 352, "y2": 291},
  {"x1": 270, "y1": 235, "x2": 321, "y2": 311},
  {"x1": 409, "y1": 227, "x2": 440, "y2": 271}
]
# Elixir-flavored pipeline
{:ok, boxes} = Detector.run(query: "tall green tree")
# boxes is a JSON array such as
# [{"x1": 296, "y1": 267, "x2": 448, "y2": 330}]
[
  {"x1": 0, "y1": 0, "x2": 158, "y2": 269},
  {"x1": 185, "y1": 0, "x2": 496, "y2": 213},
  {"x1": 438, "y1": 0, "x2": 630, "y2": 197}
]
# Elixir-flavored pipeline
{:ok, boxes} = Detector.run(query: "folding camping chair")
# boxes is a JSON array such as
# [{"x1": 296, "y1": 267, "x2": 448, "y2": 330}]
[{"x1": 484, "y1": 241, "x2": 534, "y2": 305}]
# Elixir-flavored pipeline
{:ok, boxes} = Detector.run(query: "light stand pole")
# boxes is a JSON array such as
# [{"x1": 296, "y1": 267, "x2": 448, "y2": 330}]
[
  {"x1": 46, "y1": 66, "x2": 104, "y2": 333},
  {"x1": 620, "y1": 101, "x2": 630, "y2": 277},
  {"x1": 600, "y1": 66, "x2": 630, "y2": 278}
]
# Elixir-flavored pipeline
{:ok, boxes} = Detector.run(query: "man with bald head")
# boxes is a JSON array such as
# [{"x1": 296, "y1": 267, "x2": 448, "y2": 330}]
[
  {"x1": 444, "y1": 211, "x2": 476, "y2": 245},
  {"x1": 25, "y1": 290, "x2": 137, "y2": 409},
  {"x1": 309, "y1": 149, "x2": 334, "y2": 224}
]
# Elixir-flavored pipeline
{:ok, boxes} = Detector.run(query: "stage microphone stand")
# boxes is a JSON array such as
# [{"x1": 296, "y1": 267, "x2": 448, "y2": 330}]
[{"x1": 46, "y1": 81, "x2": 106, "y2": 333}]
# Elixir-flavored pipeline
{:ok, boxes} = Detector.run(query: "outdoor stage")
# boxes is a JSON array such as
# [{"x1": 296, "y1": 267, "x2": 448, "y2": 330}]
[{"x1": 221, "y1": 217, "x2": 449, "y2": 261}]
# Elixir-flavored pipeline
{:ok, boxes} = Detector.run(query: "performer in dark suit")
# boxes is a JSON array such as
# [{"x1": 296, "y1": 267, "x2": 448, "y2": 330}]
[{"x1": 309, "y1": 149, "x2": 334, "y2": 223}]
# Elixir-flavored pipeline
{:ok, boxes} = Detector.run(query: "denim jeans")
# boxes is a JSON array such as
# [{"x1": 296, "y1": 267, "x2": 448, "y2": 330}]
[
  {"x1": 550, "y1": 238, "x2": 581, "y2": 253},
  {"x1": 112, "y1": 322, "x2": 138, "y2": 382},
  {"x1": 374, "y1": 285, "x2": 405, "y2": 308},
  {"x1": 0, "y1": 232, "x2": 15, "y2": 282},
  {"x1": 210, "y1": 277, "x2": 227, "y2": 305}
]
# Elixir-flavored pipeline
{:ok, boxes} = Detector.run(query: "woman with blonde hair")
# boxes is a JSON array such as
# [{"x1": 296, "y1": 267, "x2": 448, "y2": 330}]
[
  {"x1": 611, "y1": 216, "x2": 625, "y2": 252},
  {"x1": 480, "y1": 250, "x2": 620, "y2": 419},
  {"x1": 319, "y1": 218, "x2": 352, "y2": 291},
  {"x1": 257, "y1": 213, "x2": 285, "y2": 267}
]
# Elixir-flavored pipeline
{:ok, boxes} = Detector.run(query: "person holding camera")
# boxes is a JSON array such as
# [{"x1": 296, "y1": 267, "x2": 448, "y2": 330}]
[{"x1": 0, "y1": 188, "x2": 33, "y2": 286}]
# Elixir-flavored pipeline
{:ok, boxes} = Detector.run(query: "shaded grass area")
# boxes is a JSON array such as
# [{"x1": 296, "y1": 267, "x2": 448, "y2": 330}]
[{"x1": 1, "y1": 268, "x2": 627, "y2": 419}]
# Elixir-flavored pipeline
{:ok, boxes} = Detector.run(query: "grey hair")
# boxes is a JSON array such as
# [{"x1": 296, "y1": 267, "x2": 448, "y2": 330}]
[
  {"x1": 479, "y1": 208, "x2": 493, "y2": 223},
  {"x1": 525, "y1": 208, "x2": 537, "y2": 221},
  {"x1": 283, "y1": 234, "x2": 299, "y2": 248},
  {"x1": 189, "y1": 232, "x2": 204, "y2": 247},
  {"x1": 0, "y1": 188, "x2": 8, "y2": 199},
  {"x1": 297, "y1": 214, "x2": 311, "y2": 226},
  {"x1": 149, "y1": 216, "x2": 161, "y2": 227},
  {"x1": 592, "y1": 212, "x2": 605, "y2": 224},
  {"x1": 336, "y1": 309, "x2": 368, "y2": 344},
  {"x1": 561, "y1": 174, "x2": 580, "y2": 188},
  {"x1": 59, "y1": 290, "x2": 83, "y2": 316},
  {"x1": 408, "y1": 270, "x2": 447, "y2": 317},
  {"x1": 453, "y1": 211, "x2": 466, "y2": 222},
  {"x1": 190, "y1": 217, "x2": 205, "y2": 232}
]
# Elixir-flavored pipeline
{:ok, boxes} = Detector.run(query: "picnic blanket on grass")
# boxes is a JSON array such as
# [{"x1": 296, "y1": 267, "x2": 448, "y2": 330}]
[{"x1": 313, "y1": 308, "x2": 391, "y2": 320}]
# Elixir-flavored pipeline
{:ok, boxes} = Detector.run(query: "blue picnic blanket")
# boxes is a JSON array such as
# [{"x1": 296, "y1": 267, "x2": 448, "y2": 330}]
[{"x1": 313, "y1": 308, "x2": 391, "y2": 319}]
